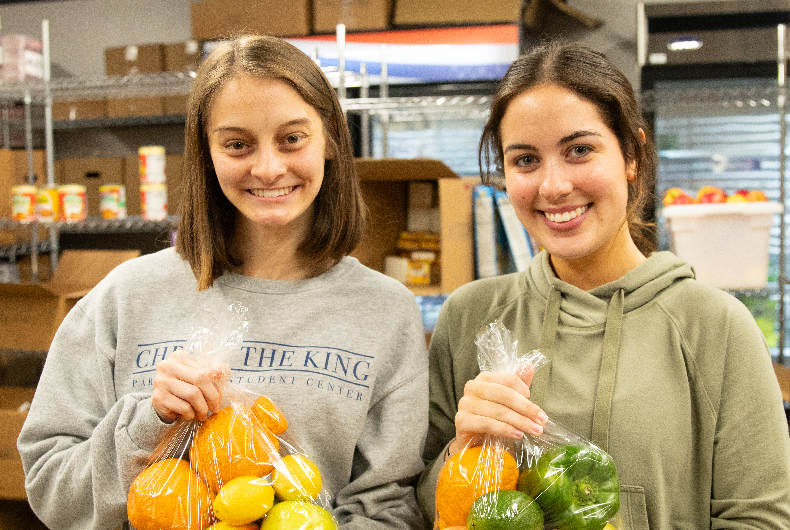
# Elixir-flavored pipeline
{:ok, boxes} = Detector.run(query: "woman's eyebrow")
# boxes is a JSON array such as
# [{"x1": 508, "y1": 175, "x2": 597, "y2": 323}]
[
  {"x1": 559, "y1": 130, "x2": 601, "y2": 144},
  {"x1": 503, "y1": 130, "x2": 602, "y2": 154},
  {"x1": 504, "y1": 142, "x2": 537, "y2": 154}
]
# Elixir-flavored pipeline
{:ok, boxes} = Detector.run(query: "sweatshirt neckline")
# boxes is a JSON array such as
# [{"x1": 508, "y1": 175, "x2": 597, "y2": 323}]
[{"x1": 214, "y1": 256, "x2": 359, "y2": 294}]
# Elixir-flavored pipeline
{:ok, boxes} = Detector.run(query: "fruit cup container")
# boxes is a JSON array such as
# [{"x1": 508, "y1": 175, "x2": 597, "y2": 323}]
[{"x1": 660, "y1": 201, "x2": 783, "y2": 290}]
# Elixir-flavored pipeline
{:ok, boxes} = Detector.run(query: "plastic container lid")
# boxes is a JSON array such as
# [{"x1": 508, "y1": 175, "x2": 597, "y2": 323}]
[{"x1": 660, "y1": 201, "x2": 783, "y2": 218}]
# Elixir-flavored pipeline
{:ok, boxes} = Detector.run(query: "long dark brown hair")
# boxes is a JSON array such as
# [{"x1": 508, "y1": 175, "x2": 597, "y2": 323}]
[
  {"x1": 479, "y1": 41, "x2": 657, "y2": 254},
  {"x1": 176, "y1": 35, "x2": 366, "y2": 290}
]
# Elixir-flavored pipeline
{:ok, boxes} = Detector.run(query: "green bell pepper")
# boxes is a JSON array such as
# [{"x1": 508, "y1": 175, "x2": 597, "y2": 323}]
[{"x1": 517, "y1": 444, "x2": 620, "y2": 530}]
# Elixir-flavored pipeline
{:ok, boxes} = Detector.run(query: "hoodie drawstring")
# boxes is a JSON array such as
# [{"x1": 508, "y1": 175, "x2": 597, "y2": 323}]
[{"x1": 533, "y1": 286, "x2": 625, "y2": 452}]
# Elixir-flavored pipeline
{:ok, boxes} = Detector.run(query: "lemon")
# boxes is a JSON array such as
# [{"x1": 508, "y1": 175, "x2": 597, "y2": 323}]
[
  {"x1": 259, "y1": 501, "x2": 337, "y2": 530},
  {"x1": 213, "y1": 475, "x2": 275, "y2": 525},
  {"x1": 271, "y1": 455, "x2": 322, "y2": 501},
  {"x1": 207, "y1": 521, "x2": 260, "y2": 530}
]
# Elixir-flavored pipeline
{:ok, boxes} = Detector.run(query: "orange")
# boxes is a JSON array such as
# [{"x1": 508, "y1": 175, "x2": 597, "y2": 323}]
[
  {"x1": 434, "y1": 445, "x2": 519, "y2": 529},
  {"x1": 190, "y1": 404, "x2": 280, "y2": 493},
  {"x1": 128, "y1": 457, "x2": 214, "y2": 530},
  {"x1": 251, "y1": 395, "x2": 289, "y2": 435}
]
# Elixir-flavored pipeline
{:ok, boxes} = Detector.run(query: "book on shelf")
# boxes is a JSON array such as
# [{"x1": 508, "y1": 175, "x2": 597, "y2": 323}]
[
  {"x1": 494, "y1": 189, "x2": 534, "y2": 273},
  {"x1": 472, "y1": 185, "x2": 499, "y2": 279}
]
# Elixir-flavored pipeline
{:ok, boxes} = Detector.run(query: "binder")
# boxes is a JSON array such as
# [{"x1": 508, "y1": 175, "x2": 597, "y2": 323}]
[
  {"x1": 472, "y1": 185, "x2": 499, "y2": 279},
  {"x1": 494, "y1": 189, "x2": 534, "y2": 273}
]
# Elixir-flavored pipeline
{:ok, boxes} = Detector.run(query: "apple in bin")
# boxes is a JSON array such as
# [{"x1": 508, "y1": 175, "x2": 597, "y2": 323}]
[
  {"x1": 662, "y1": 187, "x2": 694, "y2": 206},
  {"x1": 746, "y1": 190, "x2": 768, "y2": 202},
  {"x1": 696, "y1": 185, "x2": 727, "y2": 203}
]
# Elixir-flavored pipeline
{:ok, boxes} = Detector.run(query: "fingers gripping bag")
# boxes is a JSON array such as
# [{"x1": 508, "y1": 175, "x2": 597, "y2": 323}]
[
  {"x1": 127, "y1": 301, "x2": 338, "y2": 530},
  {"x1": 434, "y1": 321, "x2": 622, "y2": 530}
]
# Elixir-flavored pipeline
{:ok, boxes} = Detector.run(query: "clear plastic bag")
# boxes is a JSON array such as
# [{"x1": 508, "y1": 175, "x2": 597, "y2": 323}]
[
  {"x1": 127, "y1": 301, "x2": 338, "y2": 530},
  {"x1": 433, "y1": 321, "x2": 622, "y2": 530}
]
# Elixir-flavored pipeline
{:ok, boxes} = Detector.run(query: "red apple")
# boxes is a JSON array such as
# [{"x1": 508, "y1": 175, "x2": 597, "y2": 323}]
[
  {"x1": 663, "y1": 187, "x2": 694, "y2": 206},
  {"x1": 746, "y1": 190, "x2": 768, "y2": 202},
  {"x1": 696, "y1": 186, "x2": 727, "y2": 203}
]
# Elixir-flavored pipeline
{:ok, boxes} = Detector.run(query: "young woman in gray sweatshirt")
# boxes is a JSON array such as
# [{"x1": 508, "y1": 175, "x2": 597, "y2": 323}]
[{"x1": 18, "y1": 35, "x2": 428, "y2": 530}]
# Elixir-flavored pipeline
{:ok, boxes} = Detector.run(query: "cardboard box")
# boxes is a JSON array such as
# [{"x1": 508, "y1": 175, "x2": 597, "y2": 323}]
[
  {"x1": 164, "y1": 41, "x2": 202, "y2": 74},
  {"x1": 104, "y1": 44, "x2": 164, "y2": 76},
  {"x1": 352, "y1": 158, "x2": 474, "y2": 294},
  {"x1": 661, "y1": 202, "x2": 783, "y2": 290},
  {"x1": 393, "y1": 0, "x2": 521, "y2": 26},
  {"x1": 0, "y1": 148, "x2": 46, "y2": 219},
  {"x1": 191, "y1": 0, "x2": 311, "y2": 40},
  {"x1": 106, "y1": 97, "x2": 163, "y2": 119},
  {"x1": 313, "y1": 0, "x2": 392, "y2": 34},
  {"x1": 0, "y1": 250, "x2": 140, "y2": 352},
  {"x1": 163, "y1": 94, "x2": 188, "y2": 115},
  {"x1": 51, "y1": 100, "x2": 107, "y2": 121},
  {"x1": 0, "y1": 387, "x2": 35, "y2": 500},
  {"x1": 56, "y1": 157, "x2": 126, "y2": 218}
]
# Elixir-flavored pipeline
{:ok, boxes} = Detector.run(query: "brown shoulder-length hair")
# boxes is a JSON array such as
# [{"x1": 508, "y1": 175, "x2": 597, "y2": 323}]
[
  {"x1": 479, "y1": 41, "x2": 657, "y2": 255},
  {"x1": 176, "y1": 34, "x2": 366, "y2": 290}
]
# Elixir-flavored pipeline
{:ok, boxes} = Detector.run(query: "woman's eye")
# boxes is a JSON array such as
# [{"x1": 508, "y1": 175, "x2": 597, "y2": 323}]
[
  {"x1": 284, "y1": 133, "x2": 304, "y2": 146},
  {"x1": 227, "y1": 141, "x2": 246, "y2": 150},
  {"x1": 514, "y1": 154, "x2": 537, "y2": 168},
  {"x1": 569, "y1": 145, "x2": 592, "y2": 158}
]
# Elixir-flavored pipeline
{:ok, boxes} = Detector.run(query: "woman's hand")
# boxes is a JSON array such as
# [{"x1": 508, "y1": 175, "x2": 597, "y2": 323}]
[
  {"x1": 152, "y1": 351, "x2": 227, "y2": 423},
  {"x1": 449, "y1": 365, "x2": 547, "y2": 456}
]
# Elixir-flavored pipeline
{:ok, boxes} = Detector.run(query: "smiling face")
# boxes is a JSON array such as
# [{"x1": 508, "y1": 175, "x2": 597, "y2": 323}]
[
  {"x1": 207, "y1": 75, "x2": 328, "y2": 243},
  {"x1": 501, "y1": 83, "x2": 644, "y2": 286}
]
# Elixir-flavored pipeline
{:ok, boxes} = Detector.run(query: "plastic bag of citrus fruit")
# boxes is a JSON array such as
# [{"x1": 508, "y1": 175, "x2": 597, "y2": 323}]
[
  {"x1": 127, "y1": 301, "x2": 339, "y2": 530},
  {"x1": 434, "y1": 321, "x2": 623, "y2": 530}
]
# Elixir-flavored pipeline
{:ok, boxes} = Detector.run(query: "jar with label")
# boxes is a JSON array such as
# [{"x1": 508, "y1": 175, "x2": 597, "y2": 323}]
[
  {"x1": 140, "y1": 183, "x2": 168, "y2": 221},
  {"x1": 12, "y1": 185, "x2": 37, "y2": 222},
  {"x1": 100, "y1": 184, "x2": 127, "y2": 219},
  {"x1": 36, "y1": 188, "x2": 59, "y2": 222},
  {"x1": 58, "y1": 184, "x2": 87, "y2": 222},
  {"x1": 138, "y1": 146, "x2": 166, "y2": 184}
]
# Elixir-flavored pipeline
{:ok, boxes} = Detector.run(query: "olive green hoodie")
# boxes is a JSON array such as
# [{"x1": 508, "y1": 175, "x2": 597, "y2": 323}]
[{"x1": 418, "y1": 251, "x2": 790, "y2": 529}]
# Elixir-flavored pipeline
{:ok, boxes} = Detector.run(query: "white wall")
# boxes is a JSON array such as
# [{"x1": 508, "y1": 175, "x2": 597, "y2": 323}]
[
  {"x1": 0, "y1": 0, "x2": 193, "y2": 77},
  {"x1": 0, "y1": 0, "x2": 730, "y2": 87}
]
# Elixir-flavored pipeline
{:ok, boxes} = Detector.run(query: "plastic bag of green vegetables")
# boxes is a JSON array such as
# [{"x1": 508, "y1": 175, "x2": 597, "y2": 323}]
[{"x1": 473, "y1": 321, "x2": 622, "y2": 530}]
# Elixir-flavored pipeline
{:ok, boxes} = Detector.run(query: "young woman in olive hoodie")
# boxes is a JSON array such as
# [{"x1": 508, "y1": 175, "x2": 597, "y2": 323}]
[{"x1": 417, "y1": 42, "x2": 790, "y2": 529}]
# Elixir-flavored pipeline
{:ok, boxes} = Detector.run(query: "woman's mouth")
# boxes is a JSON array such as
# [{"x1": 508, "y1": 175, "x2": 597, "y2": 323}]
[
  {"x1": 543, "y1": 205, "x2": 588, "y2": 223},
  {"x1": 249, "y1": 186, "x2": 295, "y2": 198}
]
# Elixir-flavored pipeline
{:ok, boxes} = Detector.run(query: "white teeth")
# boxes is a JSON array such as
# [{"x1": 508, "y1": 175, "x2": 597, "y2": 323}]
[
  {"x1": 250, "y1": 186, "x2": 294, "y2": 198},
  {"x1": 545, "y1": 205, "x2": 587, "y2": 223}
]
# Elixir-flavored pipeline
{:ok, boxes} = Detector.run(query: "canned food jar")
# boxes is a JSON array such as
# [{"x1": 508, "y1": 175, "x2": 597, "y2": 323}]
[
  {"x1": 140, "y1": 183, "x2": 168, "y2": 221},
  {"x1": 36, "y1": 187, "x2": 59, "y2": 222},
  {"x1": 100, "y1": 184, "x2": 127, "y2": 219},
  {"x1": 58, "y1": 184, "x2": 87, "y2": 222},
  {"x1": 138, "y1": 145, "x2": 166, "y2": 184},
  {"x1": 11, "y1": 185, "x2": 37, "y2": 222}
]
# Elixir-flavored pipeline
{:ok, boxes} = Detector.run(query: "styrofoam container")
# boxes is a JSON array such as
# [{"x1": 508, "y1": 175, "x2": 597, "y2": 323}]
[{"x1": 661, "y1": 201, "x2": 783, "y2": 290}]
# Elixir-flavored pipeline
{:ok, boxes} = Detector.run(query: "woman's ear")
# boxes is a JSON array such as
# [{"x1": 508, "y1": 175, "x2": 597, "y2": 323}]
[
  {"x1": 638, "y1": 128, "x2": 646, "y2": 144},
  {"x1": 626, "y1": 158, "x2": 637, "y2": 183}
]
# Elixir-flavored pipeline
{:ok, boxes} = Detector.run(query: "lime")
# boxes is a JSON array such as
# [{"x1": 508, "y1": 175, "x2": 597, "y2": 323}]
[
  {"x1": 271, "y1": 454, "x2": 322, "y2": 501},
  {"x1": 467, "y1": 490, "x2": 543, "y2": 530},
  {"x1": 213, "y1": 475, "x2": 275, "y2": 525},
  {"x1": 260, "y1": 500, "x2": 337, "y2": 530}
]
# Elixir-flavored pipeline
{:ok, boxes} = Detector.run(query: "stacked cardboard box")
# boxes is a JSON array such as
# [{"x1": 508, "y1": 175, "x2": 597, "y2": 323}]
[{"x1": 104, "y1": 44, "x2": 166, "y2": 118}]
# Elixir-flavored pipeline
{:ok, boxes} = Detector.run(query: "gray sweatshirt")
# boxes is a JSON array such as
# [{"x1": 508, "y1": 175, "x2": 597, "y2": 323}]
[{"x1": 18, "y1": 248, "x2": 429, "y2": 530}]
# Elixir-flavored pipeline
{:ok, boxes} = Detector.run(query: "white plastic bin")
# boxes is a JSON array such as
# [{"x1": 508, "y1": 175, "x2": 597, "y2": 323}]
[{"x1": 660, "y1": 201, "x2": 783, "y2": 290}]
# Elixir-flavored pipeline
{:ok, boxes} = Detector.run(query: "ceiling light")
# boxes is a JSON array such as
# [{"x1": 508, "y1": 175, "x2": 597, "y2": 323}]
[{"x1": 668, "y1": 37, "x2": 702, "y2": 51}]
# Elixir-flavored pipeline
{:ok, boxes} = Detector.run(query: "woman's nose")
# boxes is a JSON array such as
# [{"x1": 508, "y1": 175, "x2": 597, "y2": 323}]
[
  {"x1": 538, "y1": 163, "x2": 573, "y2": 200},
  {"x1": 251, "y1": 146, "x2": 287, "y2": 179}
]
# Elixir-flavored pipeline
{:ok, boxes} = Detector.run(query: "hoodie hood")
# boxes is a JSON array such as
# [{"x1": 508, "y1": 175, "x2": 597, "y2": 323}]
[
  {"x1": 525, "y1": 250, "x2": 695, "y2": 328},
  {"x1": 526, "y1": 250, "x2": 695, "y2": 451}
]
